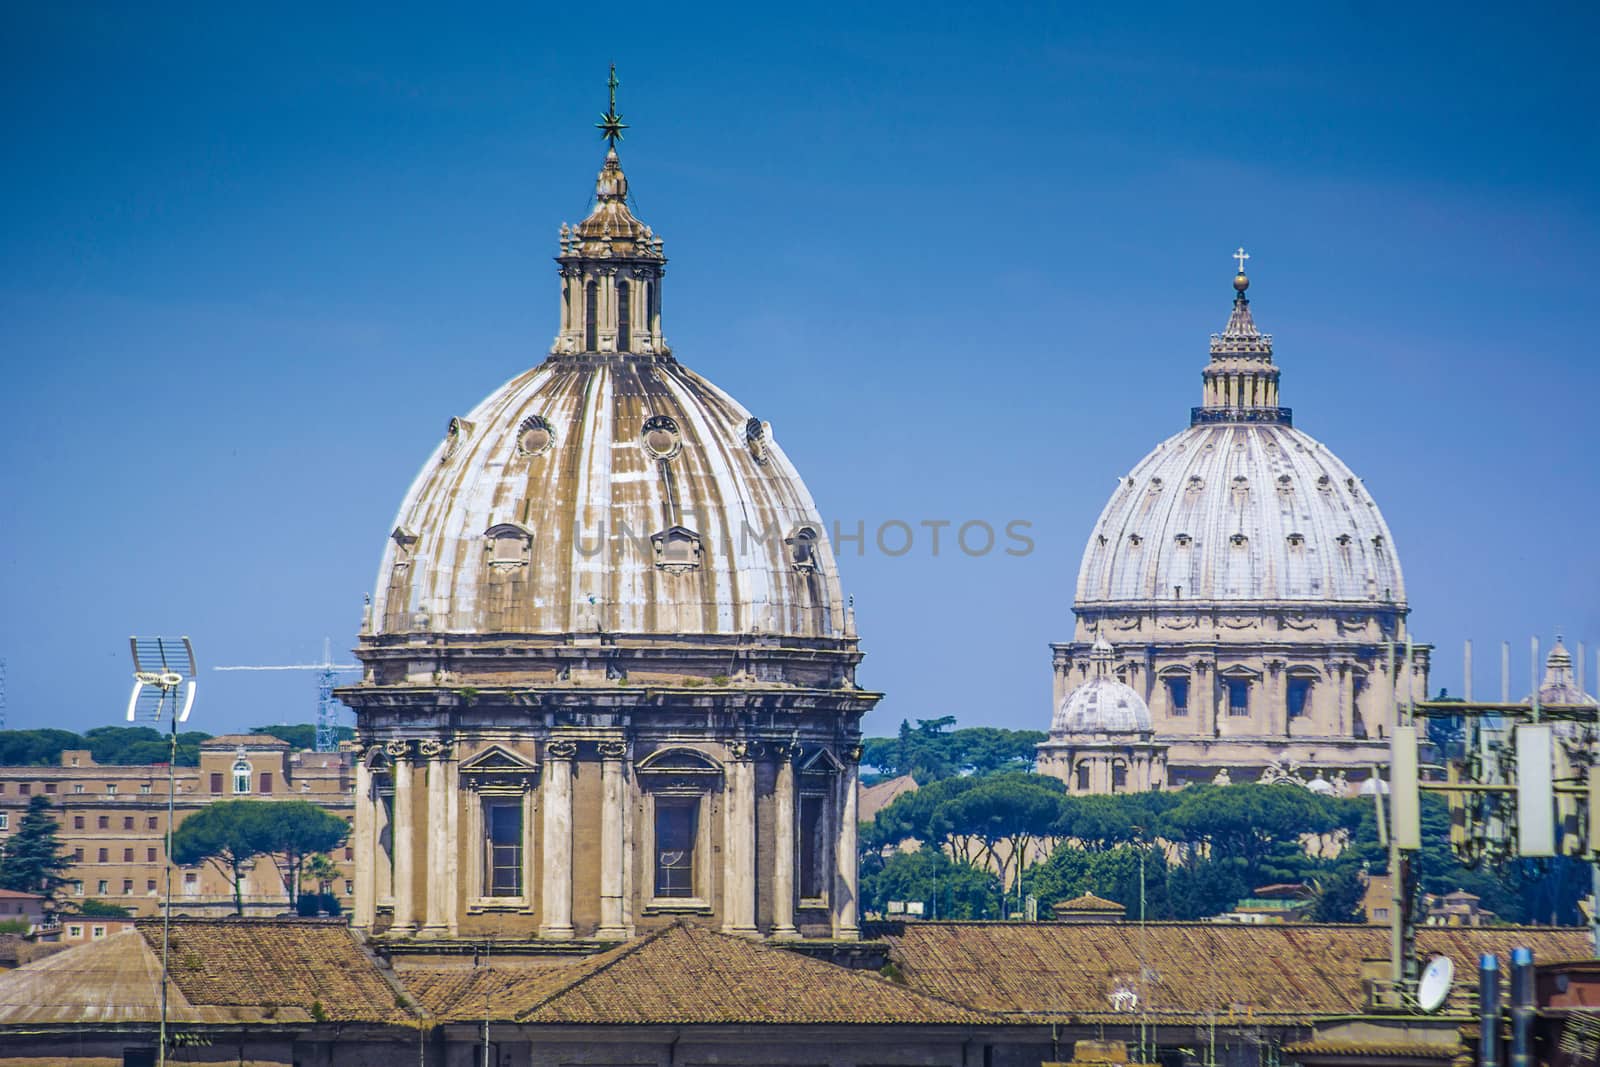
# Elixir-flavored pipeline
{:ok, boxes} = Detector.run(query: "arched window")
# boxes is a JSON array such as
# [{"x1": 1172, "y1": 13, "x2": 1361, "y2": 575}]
[
  {"x1": 232, "y1": 756, "x2": 252, "y2": 795},
  {"x1": 584, "y1": 281, "x2": 598, "y2": 351},
  {"x1": 1075, "y1": 763, "x2": 1091, "y2": 792},
  {"x1": 616, "y1": 279, "x2": 631, "y2": 351}
]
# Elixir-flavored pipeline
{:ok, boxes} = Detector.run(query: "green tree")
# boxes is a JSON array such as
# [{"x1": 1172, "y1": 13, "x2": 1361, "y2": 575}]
[
  {"x1": 171, "y1": 800, "x2": 274, "y2": 915},
  {"x1": 1311, "y1": 865, "x2": 1366, "y2": 923},
  {"x1": 861, "y1": 846, "x2": 1004, "y2": 920},
  {"x1": 0, "y1": 729, "x2": 87, "y2": 767},
  {"x1": 1026, "y1": 843, "x2": 1171, "y2": 919},
  {"x1": 250, "y1": 724, "x2": 354, "y2": 751},
  {"x1": 74, "y1": 899, "x2": 135, "y2": 918},
  {"x1": 941, "y1": 773, "x2": 1065, "y2": 888},
  {"x1": 1168, "y1": 857, "x2": 1250, "y2": 920},
  {"x1": 0, "y1": 795, "x2": 73, "y2": 901},
  {"x1": 256, "y1": 802, "x2": 350, "y2": 908}
]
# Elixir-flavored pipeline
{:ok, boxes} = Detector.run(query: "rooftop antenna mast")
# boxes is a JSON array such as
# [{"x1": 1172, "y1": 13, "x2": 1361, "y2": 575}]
[
  {"x1": 126, "y1": 635, "x2": 198, "y2": 1067},
  {"x1": 215, "y1": 638, "x2": 360, "y2": 752},
  {"x1": 0, "y1": 656, "x2": 6, "y2": 730}
]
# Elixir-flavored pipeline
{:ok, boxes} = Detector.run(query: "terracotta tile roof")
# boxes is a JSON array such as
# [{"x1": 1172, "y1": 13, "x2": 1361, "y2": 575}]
[
  {"x1": 859, "y1": 775, "x2": 918, "y2": 822},
  {"x1": 405, "y1": 922, "x2": 990, "y2": 1026},
  {"x1": 1054, "y1": 893, "x2": 1125, "y2": 912},
  {"x1": 882, "y1": 922, "x2": 1593, "y2": 1023},
  {"x1": 0, "y1": 930, "x2": 208, "y2": 1025},
  {"x1": 145, "y1": 918, "x2": 415, "y2": 1024},
  {"x1": 201, "y1": 733, "x2": 290, "y2": 748}
]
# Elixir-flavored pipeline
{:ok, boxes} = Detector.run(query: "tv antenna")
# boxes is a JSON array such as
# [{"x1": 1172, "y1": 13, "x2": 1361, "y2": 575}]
[
  {"x1": 216, "y1": 638, "x2": 359, "y2": 752},
  {"x1": 126, "y1": 635, "x2": 198, "y2": 1067}
]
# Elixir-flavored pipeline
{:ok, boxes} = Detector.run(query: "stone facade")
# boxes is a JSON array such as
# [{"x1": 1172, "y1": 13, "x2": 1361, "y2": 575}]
[
  {"x1": 1055, "y1": 267, "x2": 1430, "y2": 790},
  {"x1": 339, "y1": 128, "x2": 879, "y2": 944},
  {"x1": 0, "y1": 735, "x2": 354, "y2": 916}
]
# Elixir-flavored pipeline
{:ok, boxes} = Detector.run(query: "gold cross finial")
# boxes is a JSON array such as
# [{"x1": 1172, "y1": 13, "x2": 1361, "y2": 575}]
[{"x1": 596, "y1": 63, "x2": 628, "y2": 147}]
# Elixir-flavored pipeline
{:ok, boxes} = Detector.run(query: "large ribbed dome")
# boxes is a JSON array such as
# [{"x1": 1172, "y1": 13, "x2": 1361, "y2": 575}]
[
  {"x1": 1075, "y1": 421, "x2": 1404, "y2": 605},
  {"x1": 1075, "y1": 270, "x2": 1405, "y2": 610},
  {"x1": 369, "y1": 149, "x2": 846, "y2": 641}
]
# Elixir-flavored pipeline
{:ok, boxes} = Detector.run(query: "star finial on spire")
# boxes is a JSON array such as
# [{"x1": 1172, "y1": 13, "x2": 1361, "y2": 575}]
[
  {"x1": 596, "y1": 63, "x2": 628, "y2": 147},
  {"x1": 1232, "y1": 246, "x2": 1250, "y2": 273}
]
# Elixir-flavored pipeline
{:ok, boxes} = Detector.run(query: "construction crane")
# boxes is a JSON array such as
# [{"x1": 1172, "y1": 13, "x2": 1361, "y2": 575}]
[{"x1": 215, "y1": 638, "x2": 360, "y2": 752}]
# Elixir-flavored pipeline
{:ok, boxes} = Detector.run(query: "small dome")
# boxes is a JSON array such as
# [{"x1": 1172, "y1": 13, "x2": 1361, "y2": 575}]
[
  {"x1": 1529, "y1": 637, "x2": 1597, "y2": 707},
  {"x1": 1052, "y1": 635, "x2": 1152, "y2": 734},
  {"x1": 1306, "y1": 770, "x2": 1335, "y2": 795}
]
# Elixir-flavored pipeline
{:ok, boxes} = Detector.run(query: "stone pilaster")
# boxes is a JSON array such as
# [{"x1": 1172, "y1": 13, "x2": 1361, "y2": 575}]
[
  {"x1": 721, "y1": 741, "x2": 758, "y2": 937},
  {"x1": 388, "y1": 740, "x2": 417, "y2": 934},
  {"x1": 770, "y1": 742, "x2": 800, "y2": 940},
  {"x1": 539, "y1": 739, "x2": 576, "y2": 939},
  {"x1": 597, "y1": 739, "x2": 630, "y2": 939},
  {"x1": 421, "y1": 739, "x2": 450, "y2": 936},
  {"x1": 831, "y1": 747, "x2": 860, "y2": 941},
  {"x1": 352, "y1": 756, "x2": 375, "y2": 930}
]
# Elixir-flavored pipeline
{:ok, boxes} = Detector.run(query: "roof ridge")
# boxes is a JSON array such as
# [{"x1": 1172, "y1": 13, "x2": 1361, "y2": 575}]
[{"x1": 510, "y1": 920, "x2": 680, "y2": 1021}]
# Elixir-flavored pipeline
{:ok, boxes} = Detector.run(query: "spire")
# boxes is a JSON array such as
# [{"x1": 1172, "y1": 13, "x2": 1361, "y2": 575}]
[
  {"x1": 1192, "y1": 249, "x2": 1291, "y2": 426},
  {"x1": 1089, "y1": 632, "x2": 1115, "y2": 678},
  {"x1": 551, "y1": 67, "x2": 669, "y2": 358}
]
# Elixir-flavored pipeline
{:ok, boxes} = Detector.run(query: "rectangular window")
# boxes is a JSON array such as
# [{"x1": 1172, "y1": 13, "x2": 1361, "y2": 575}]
[
  {"x1": 1227, "y1": 679, "x2": 1251, "y2": 716},
  {"x1": 74, "y1": 848, "x2": 85, "y2": 862},
  {"x1": 210, "y1": 773, "x2": 223, "y2": 794},
  {"x1": 92, "y1": 924, "x2": 106, "y2": 938},
  {"x1": 73, "y1": 816, "x2": 85, "y2": 830},
  {"x1": 616, "y1": 279, "x2": 631, "y2": 351},
  {"x1": 798, "y1": 795, "x2": 827, "y2": 900},
  {"x1": 73, "y1": 784, "x2": 84, "y2": 794},
  {"x1": 1287, "y1": 678, "x2": 1312, "y2": 719},
  {"x1": 259, "y1": 772, "x2": 273, "y2": 794},
  {"x1": 140, "y1": 784, "x2": 152, "y2": 794},
  {"x1": 345, "y1": 880, "x2": 354, "y2": 896},
  {"x1": 44, "y1": 782, "x2": 56, "y2": 794},
  {"x1": 105, "y1": 784, "x2": 117, "y2": 795},
  {"x1": 654, "y1": 797, "x2": 698, "y2": 899},
  {"x1": 72, "y1": 882, "x2": 83, "y2": 897},
  {"x1": 0, "y1": 813, "x2": 8, "y2": 831},
  {"x1": 146, "y1": 879, "x2": 156, "y2": 893},
  {"x1": 19, "y1": 783, "x2": 30, "y2": 795},
  {"x1": 123, "y1": 848, "x2": 134, "y2": 863},
  {"x1": 1166, "y1": 678, "x2": 1190, "y2": 716},
  {"x1": 97, "y1": 848, "x2": 108, "y2": 863},
  {"x1": 1076, "y1": 764, "x2": 1091, "y2": 791},
  {"x1": 123, "y1": 817, "x2": 134, "y2": 830},
  {"x1": 1112, "y1": 764, "x2": 1129, "y2": 791},
  {"x1": 97, "y1": 880, "x2": 109, "y2": 894},
  {"x1": 123, "y1": 1048, "x2": 157, "y2": 1067},
  {"x1": 147, "y1": 817, "x2": 159, "y2": 831},
  {"x1": 146, "y1": 848, "x2": 157, "y2": 862},
  {"x1": 344, "y1": 846, "x2": 353, "y2": 861},
  {"x1": 483, "y1": 800, "x2": 523, "y2": 897},
  {"x1": 584, "y1": 281, "x2": 598, "y2": 350},
  {"x1": 98, "y1": 816, "x2": 109, "y2": 829},
  {"x1": 122, "y1": 879, "x2": 133, "y2": 895},
  {"x1": 67, "y1": 925, "x2": 82, "y2": 938}
]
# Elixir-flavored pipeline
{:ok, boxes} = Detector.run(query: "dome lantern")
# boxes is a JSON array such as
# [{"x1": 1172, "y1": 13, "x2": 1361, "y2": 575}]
[
  {"x1": 553, "y1": 68, "x2": 668, "y2": 357},
  {"x1": 1194, "y1": 249, "x2": 1290, "y2": 427}
]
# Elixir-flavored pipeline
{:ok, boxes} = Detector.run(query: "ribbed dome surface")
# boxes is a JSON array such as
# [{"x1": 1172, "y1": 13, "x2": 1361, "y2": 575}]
[
  {"x1": 1052, "y1": 676, "x2": 1153, "y2": 734},
  {"x1": 370, "y1": 355, "x2": 845, "y2": 638},
  {"x1": 1075, "y1": 421, "x2": 1405, "y2": 606}
]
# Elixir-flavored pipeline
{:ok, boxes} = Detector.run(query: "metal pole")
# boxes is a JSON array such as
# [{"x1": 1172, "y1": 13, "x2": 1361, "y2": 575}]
[
  {"x1": 1464, "y1": 640, "x2": 1473, "y2": 703},
  {"x1": 1477, "y1": 954, "x2": 1500, "y2": 1067},
  {"x1": 1530, "y1": 637, "x2": 1541, "y2": 723},
  {"x1": 1501, "y1": 642, "x2": 1510, "y2": 704},
  {"x1": 159, "y1": 702, "x2": 175, "y2": 1067},
  {"x1": 1508, "y1": 947, "x2": 1534, "y2": 1067}
]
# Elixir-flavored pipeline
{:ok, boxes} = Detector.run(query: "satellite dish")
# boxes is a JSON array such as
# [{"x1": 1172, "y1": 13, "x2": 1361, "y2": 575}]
[{"x1": 1417, "y1": 955, "x2": 1455, "y2": 1012}]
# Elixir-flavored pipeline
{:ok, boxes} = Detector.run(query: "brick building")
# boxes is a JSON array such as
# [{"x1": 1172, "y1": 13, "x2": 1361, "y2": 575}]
[{"x1": 0, "y1": 733, "x2": 354, "y2": 917}]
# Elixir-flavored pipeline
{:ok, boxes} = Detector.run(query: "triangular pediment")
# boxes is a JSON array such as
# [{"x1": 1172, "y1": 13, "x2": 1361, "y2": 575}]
[
  {"x1": 800, "y1": 747, "x2": 844, "y2": 773},
  {"x1": 459, "y1": 745, "x2": 538, "y2": 774}
]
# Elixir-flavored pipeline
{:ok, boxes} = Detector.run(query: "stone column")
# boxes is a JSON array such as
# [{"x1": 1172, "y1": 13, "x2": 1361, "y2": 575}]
[
  {"x1": 831, "y1": 750, "x2": 860, "y2": 941},
  {"x1": 539, "y1": 739, "x2": 576, "y2": 939},
  {"x1": 771, "y1": 745, "x2": 799, "y2": 940},
  {"x1": 352, "y1": 756, "x2": 376, "y2": 930},
  {"x1": 597, "y1": 740, "x2": 630, "y2": 939},
  {"x1": 444, "y1": 756, "x2": 459, "y2": 934},
  {"x1": 389, "y1": 742, "x2": 417, "y2": 934},
  {"x1": 421, "y1": 742, "x2": 449, "y2": 936},
  {"x1": 722, "y1": 744, "x2": 758, "y2": 936}
]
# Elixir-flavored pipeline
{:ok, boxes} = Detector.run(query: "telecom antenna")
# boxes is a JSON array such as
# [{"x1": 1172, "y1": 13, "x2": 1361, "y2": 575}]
[
  {"x1": 0, "y1": 657, "x2": 7, "y2": 730},
  {"x1": 216, "y1": 638, "x2": 360, "y2": 752},
  {"x1": 126, "y1": 635, "x2": 198, "y2": 1067}
]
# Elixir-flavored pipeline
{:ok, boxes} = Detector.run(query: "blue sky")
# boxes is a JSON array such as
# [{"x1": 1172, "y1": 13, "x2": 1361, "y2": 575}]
[{"x1": 2, "y1": 4, "x2": 1596, "y2": 738}]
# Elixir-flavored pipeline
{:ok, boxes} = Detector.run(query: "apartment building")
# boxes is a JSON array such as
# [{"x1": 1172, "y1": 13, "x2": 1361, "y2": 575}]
[{"x1": 0, "y1": 734, "x2": 354, "y2": 918}]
